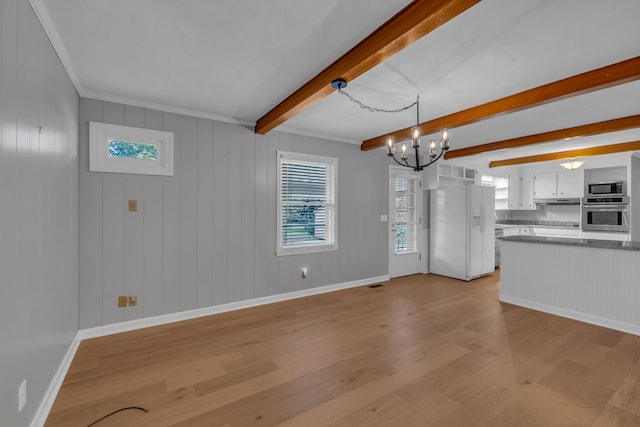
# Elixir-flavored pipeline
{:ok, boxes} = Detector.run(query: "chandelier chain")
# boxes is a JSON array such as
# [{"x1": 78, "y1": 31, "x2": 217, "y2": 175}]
[
  {"x1": 330, "y1": 78, "x2": 448, "y2": 172},
  {"x1": 336, "y1": 89, "x2": 418, "y2": 114}
]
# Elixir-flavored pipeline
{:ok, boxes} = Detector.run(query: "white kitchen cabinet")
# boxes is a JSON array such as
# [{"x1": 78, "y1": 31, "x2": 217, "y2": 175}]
[
  {"x1": 533, "y1": 172, "x2": 557, "y2": 198},
  {"x1": 508, "y1": 175, "x2": 520, "y2": 209},
  {"x1": 423, "y1": 163, "x2": 476, "y2": 189},
  {"x1": 508, "y1": 174, "x2": 535, "y2": 210},
  {"x1": 532, "y1": 171, "x2": 583, "y2": 199},
  {"x1": 521, "y1": 175, "x2": 535, "y2": 209},
  {"x1": 557, "y1": 170, "x2": 583, "y2": 197}
]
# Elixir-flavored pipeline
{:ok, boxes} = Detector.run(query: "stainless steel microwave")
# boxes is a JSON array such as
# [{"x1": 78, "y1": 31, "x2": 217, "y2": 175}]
[
  {"x1": 582, "y1": 197, "x2": 629, "y2": 232},
  {"x1": 587, "y1": 181, "x2": 625, "y2": 196}
]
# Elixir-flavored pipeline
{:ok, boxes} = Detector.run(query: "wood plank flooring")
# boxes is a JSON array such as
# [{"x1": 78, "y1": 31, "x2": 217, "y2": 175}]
[{"x1": 45, "y1": 271, "x2": 640, "y2": 426}]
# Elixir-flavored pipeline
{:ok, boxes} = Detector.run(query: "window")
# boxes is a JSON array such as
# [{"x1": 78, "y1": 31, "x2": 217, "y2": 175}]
[
  {"x1": 277, "y1": 151, "x2": 337, "y2": 255},
  {"x1": 109, "y1": 140, "x2": 158, "y2": 160},
  {"x1": 393, "y1": 177, "x2": 418, "y2": 253},
  {"x1": 89, "y1": 122, "x2": 174, "y2": 176}
]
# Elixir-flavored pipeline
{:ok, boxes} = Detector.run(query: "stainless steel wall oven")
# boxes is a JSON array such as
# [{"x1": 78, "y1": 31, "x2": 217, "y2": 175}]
[{"x1": 581, "y1": 195, "x2": 629, "y2": 232}]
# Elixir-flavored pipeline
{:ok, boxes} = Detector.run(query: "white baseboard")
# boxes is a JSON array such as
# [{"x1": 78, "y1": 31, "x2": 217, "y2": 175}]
[
  {"x1": 499, "y1": 294, "x2": 640, "y2": 336},
  {"x1": 30, "y1": 332, "x2": 82, "y2": 427},
  {"x1": 32, "y1": 275, "x2": 389, "y2": 426},
  {"x1": 79, "y1": 275, "x2": 389, "y2": 340}
]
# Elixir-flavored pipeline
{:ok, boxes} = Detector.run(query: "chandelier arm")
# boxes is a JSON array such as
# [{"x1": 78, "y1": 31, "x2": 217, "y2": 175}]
[
  {"x1": 389, "y1": 154, "x2": 410, "y2": 168},
  {"x1": 418, "y1": 149, "x2": 446, "y2": 170}
]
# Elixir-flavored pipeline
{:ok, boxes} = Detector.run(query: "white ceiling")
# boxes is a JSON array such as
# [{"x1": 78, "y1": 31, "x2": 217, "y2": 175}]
[{"x1": 30, "y1": 0, "x2": 640, "y2": 166}]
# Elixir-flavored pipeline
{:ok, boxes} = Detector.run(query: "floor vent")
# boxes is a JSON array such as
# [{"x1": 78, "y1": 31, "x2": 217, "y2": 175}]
[{"x1": 368, "y1": 284, "x2": 384, "y2": 289}]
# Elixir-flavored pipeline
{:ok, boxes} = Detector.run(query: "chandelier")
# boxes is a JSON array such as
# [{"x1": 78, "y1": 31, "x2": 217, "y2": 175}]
[{"x1": 331, "y1": 78, "x2": 450, "y2": 172}]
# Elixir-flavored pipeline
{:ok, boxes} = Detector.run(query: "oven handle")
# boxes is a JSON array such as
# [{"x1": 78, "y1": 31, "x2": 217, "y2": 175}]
[{"x1": 582, "y1": 205, "x2": 629, "y2": 209}]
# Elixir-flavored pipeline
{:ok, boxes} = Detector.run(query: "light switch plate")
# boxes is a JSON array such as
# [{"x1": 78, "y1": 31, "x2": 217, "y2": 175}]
[
  {"x1": 128, "y1": 199, "x2": 137, "y2": 212},
  {"x1": 118, "y1": 296, "x2": 127, "y2": 307}
]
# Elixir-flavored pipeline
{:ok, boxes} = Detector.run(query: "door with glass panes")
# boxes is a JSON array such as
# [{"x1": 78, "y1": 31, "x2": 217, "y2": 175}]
[{"x1": 389, "y1": 169, "x2": 422, "y2": 278}]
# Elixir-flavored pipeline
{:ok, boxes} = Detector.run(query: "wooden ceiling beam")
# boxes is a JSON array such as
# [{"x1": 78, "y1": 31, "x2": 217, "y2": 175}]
[
  {"x1": 254, "y1": 0, "x2": 481, "y2": 135},
  {"x1": 444, "y1": 115, "x2": 640, "y2": 159},
  {"x1": 488, "y1": 141, "x2": 640, "y2": 168},
  {"x1": 361, "y1": 55, "x2": 640, "y2": 151}
]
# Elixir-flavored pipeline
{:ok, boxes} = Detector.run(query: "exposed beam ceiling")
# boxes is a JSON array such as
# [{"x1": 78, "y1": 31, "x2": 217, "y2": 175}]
[
  {"x1": 361, "y1": 56, "x2": 640, "y2": 151},
  {"x1": 254, "y1": 0, "x2": 481, "y2": 135},
  {"x1": 489, "y1": 141, "x2": 640, "y2": 168},
  {"x1": 445, "y1": 115, "x2": 640, "y2": 159}
]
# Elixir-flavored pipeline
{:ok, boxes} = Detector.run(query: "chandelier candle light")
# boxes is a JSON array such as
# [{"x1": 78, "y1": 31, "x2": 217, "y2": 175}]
[{"x1": 331, "y1": 78, "x2": 450, "y2": 172}]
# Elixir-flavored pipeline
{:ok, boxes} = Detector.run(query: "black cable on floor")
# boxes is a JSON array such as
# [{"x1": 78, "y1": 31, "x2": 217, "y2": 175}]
[{"x1": 87, "y1": 406, "x2": 149, "y2": 427}]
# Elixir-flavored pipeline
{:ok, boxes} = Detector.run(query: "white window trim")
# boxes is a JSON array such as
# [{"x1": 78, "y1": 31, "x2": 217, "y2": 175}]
[
  {"x1": 277, "y1": 151, "x2": 338, "y2": 256},
  {"x1": 89, "y1": 122, "x2": 174, "y2": 176}
]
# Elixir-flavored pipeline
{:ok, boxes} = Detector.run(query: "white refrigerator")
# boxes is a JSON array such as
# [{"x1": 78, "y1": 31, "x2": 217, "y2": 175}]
[{"x1": 430, "y1": 184, "x2": 495, "y2": 281}]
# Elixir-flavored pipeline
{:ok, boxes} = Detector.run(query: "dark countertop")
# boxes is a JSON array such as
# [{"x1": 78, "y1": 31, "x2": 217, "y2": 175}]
[
  {"x1": 496, "y1": 220, "x2": 579, "y2": 228},
  {"x1": 499, "y1": 235, "x2": 640, "y2": 251}
]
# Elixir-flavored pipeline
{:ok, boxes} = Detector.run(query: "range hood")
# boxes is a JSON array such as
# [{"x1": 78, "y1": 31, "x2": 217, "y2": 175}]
[{"x1": 534, "y1": 198, "x2": 580, "y2": 205}]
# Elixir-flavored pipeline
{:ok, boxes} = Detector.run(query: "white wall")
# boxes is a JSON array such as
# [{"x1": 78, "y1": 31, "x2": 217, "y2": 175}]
[
  {"x1": 79, "y1": 99, "x2": 390, "y2": 328},
  {"x1": 0, "y1": 0, "x2": 79, "y2": 425}
]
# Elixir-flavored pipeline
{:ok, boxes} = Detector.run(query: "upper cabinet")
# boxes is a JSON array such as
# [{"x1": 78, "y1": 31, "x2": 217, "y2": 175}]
[
  {"x1": 533, "y1": 171, "x2": 583, "y2": 198},
  {"x1": 533, "y1": 172, "x2": 557, "y2": 198},
  {"x1": 557, "y1": 170, "x2": 583, "y2": 197},
  {"x1": 424, "y1": 163, "x2": 477, "y2": 189},
  {"x1": 508, "y1": 174, "x2": 535, "y2": 210}
]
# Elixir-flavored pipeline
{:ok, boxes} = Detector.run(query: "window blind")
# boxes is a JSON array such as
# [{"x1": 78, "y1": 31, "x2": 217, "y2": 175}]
[{"x1": 278, "y1": 152, "x2": 337, "y2": 254}]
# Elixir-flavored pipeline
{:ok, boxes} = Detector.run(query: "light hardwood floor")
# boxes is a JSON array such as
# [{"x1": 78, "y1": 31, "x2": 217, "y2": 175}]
[{"x1": 46, "y1": 271, "x2": 640, "y2": 426}]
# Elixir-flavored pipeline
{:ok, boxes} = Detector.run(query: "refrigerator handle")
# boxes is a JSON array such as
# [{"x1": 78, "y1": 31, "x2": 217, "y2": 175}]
[{"x1": 480, "y1": 207, "x2": 486, "y2": 232}]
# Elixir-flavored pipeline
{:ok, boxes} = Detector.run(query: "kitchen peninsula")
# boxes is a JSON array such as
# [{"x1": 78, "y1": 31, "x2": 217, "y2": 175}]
[{"x1": 499, "y1": 235, "x2": 640, "y2": 335}]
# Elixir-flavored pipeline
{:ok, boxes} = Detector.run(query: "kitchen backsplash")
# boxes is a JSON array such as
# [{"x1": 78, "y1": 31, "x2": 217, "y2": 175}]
[{"x1": 496, "y1": 204, "x2": 580, "y2": 223}]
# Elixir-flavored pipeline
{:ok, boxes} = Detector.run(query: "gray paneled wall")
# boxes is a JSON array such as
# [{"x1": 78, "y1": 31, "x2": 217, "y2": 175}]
[
  {"x1": 0, "y1": 0, "x2": 80, "y2": 425},
  {"x1": 79, "y1": 98, "x2": 389, "y2": 328}
]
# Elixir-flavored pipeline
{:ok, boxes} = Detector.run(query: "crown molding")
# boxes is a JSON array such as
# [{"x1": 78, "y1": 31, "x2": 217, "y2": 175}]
[{"x1": 29, "y1": 0, "x2": 85, "y2": 96}]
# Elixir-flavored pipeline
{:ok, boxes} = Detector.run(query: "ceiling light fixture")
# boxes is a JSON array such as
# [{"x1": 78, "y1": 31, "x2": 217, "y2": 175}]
[
  {"x1": 331, "y1": 79, "x2": 449, "y2": 172},
  {"x1": 559, "y1": 159, "x2": 585, "y2": 170}
]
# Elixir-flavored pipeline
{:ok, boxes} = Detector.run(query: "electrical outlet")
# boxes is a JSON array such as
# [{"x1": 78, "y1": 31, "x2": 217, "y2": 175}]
[
  {"x1": 18, "y1": 379, "x2": 26, "y2": 412},
  {"x1": 128, "y1": 295, "x2": 137, "y2": 307},
  {"x1": 301, "y1": 268, "x2": 308, "y2": 279},
  {"x1": 118, "y1": 296, "x2": 127, "y2": 307}
]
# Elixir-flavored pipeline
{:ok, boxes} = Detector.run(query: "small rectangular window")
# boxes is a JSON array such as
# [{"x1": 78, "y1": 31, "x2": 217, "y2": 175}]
[
  {"x1": 277, "y1": 151, "x2": 338, "y2": 255},
  {"x1": 108, "y1": 139, "x2": 158, "y2": 160},
  {"x1": 90, "y1": 122, "x2": 174, "y2": 176}
]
